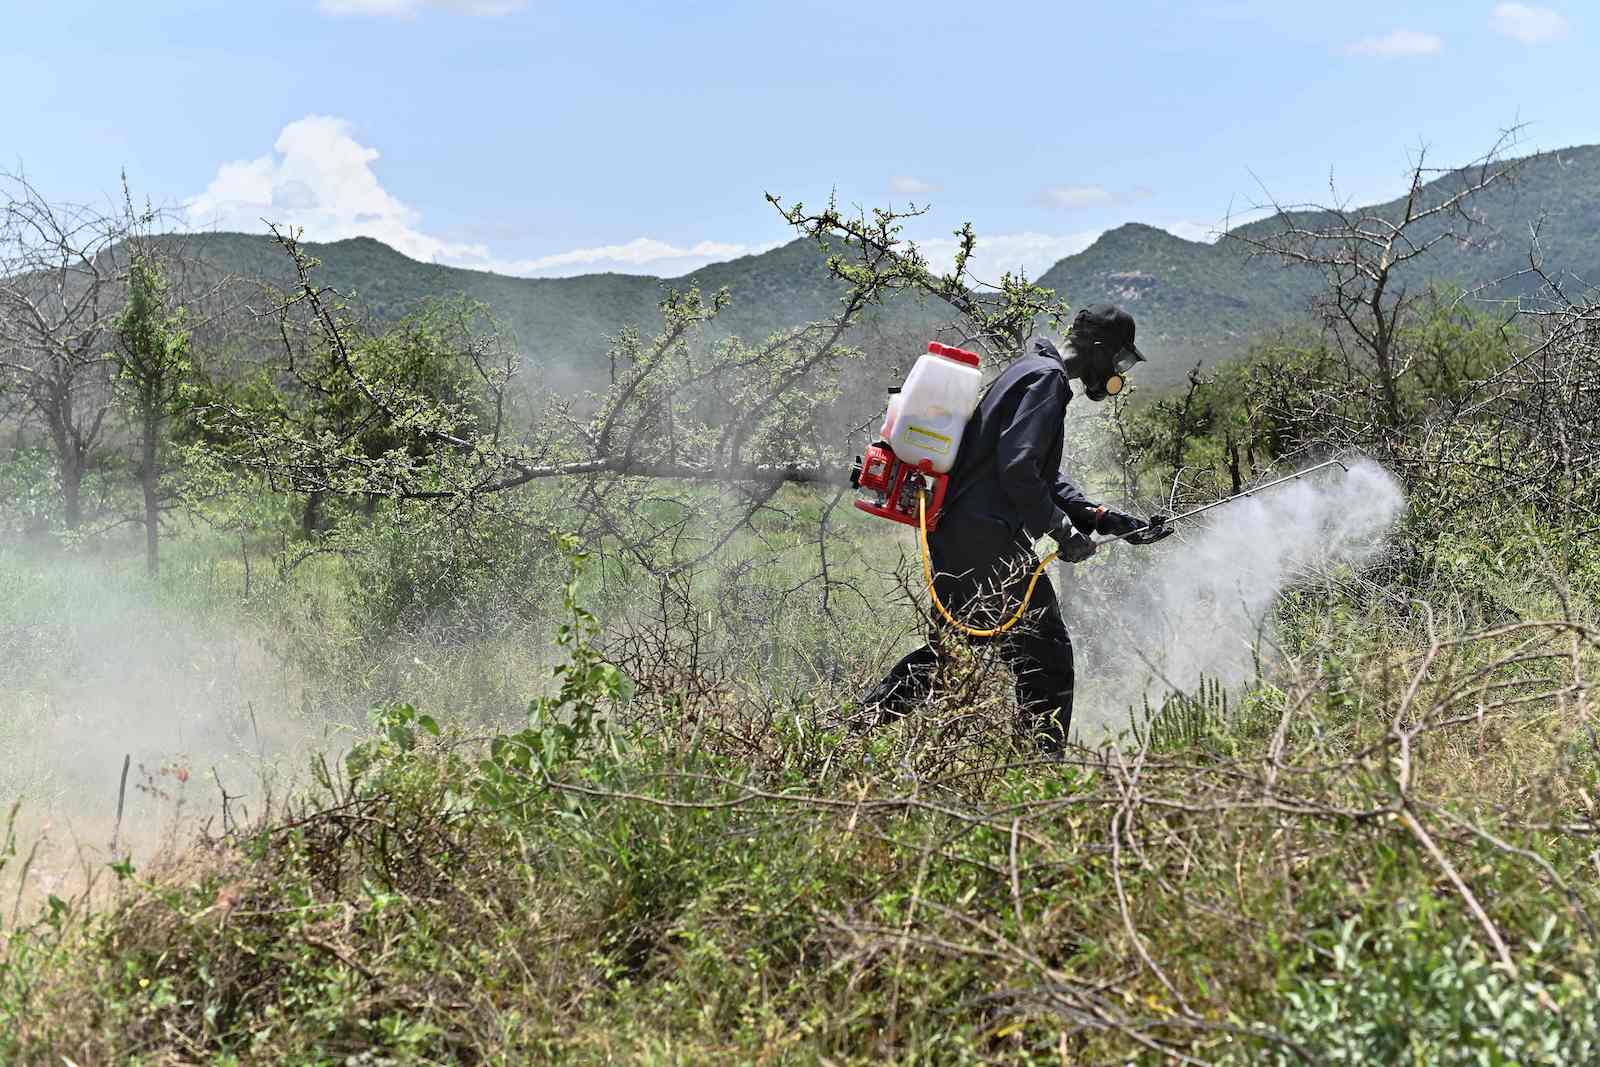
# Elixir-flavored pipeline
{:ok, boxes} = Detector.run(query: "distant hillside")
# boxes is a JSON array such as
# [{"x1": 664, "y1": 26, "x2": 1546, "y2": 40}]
[
  {"x1": 178, "y1": 144, "x2": 1600, "y2": 396},
  {"x1": 172, "y1": 232, "x2": 871, "y2": 395},
  {"x1": 1037, "y1": 224, "x2": 1296, "y2": 372},
  {"x1": 1039, "y1": 144, "x2": 1600, "y2": 385}
]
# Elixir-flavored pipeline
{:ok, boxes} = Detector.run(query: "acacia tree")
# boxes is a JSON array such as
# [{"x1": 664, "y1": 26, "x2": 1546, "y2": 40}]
[
  {"x1": 200, "y1": 205, "x2": 1075, "y2": 581},
  {"x1": 0, "y1": 172, "x2": 145, "y2": 528},
  {"x1": 1489, "y1": 241, "x2": 1600, "y2": 531},
  {"x1": 1227, "y1": 131, "x2": 1526, "y2": 448},
  {"x1": 196, "y1": 275, "x2": 492, "y2": 539},
  {"x1": 111, "y1": 250, "x2": 191, "y2": 575}
]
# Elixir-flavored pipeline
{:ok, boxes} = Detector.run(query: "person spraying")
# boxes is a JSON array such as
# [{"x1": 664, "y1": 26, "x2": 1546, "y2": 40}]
[{"x1": 854, "y1": 304, "x2": 1170, "y2": 753}]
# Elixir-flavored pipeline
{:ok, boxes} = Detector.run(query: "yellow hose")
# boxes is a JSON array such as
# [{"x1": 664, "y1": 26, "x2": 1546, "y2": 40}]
[{"x1": 917, "y1": 490, "x2": 1058, "y2": 638}]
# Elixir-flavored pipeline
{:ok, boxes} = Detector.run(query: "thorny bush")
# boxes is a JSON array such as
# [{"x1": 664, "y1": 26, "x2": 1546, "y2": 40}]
[{"x1": 2, "y1": 518, "x2": 1597, "y2": 1064}]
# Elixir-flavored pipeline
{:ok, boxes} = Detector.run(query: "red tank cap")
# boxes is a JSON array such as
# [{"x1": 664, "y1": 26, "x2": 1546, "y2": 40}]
[{"x1": 927, "y1": 341, "x2": 980, "y2": 368}]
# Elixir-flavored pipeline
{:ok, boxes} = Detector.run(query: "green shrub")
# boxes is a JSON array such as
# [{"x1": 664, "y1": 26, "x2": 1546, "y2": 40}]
[
  {"x1": 1226, "y1": 910, "x2": 1599, "y2": 1067},
  {"x1": 334, "y1": 503, "x2": 563, "y2": 641}
]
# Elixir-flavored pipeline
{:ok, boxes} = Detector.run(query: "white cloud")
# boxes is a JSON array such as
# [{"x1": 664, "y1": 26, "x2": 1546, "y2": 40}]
[
  {"x1": 1342, "y1": 29, "x2": 1443, "y2": 57},
  {"x1": 888, "y1": 175, "x2": 939, "y2": 196},
  {"x1": 1490, "y1": 3, "x2": 1568, "y2": 44},
  {"x1": 916, "y1": 230, "x2": 1102, "y2": 286},
  {"x1": 186, "y1": 116, "x2": 770, "y2": 278},
  {"x1": 319, "y1": 0, "x2": 526, "y2": 16},
  {"x1": 186, "y1": 115, "x2": 491, "y2": 264},
  {"x1": 1035, "y1": 184, "x2": 1115, "y2": 210},
  {"x1": 496, "y1": 237, "x2": 780, "y2": 277}
]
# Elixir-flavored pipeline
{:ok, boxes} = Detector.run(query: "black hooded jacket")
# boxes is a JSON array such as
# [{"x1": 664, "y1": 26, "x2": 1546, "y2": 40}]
[{"x1": 930, "y1": 336, "x2": 1099, "y2": 564}]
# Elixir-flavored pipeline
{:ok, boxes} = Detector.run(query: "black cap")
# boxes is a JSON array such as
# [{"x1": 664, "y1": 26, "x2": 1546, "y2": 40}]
[{"x1": 1073, "y1": 304, "x2": 1145, "y2": 363}]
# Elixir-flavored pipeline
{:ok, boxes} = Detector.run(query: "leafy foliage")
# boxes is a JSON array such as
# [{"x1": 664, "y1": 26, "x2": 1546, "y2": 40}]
[
  {"x1": 1231, "y1": 912, "x2": 1599, "y2": 1067},
  {"x1": 112, "y1": 250, "x2": 194, "y2": 574}
]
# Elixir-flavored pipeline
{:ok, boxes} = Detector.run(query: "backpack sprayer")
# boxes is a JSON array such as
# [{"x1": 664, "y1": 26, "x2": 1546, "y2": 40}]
[
  {"x1": 850, "y1": 341, "x2": 1353, "y2": 638},
  {"x1": 849, "y1": 341, "x2": 982, "y2": 532},
  {"x1": 850, "y1": 341, "x2": 1039, "y2": 636}
]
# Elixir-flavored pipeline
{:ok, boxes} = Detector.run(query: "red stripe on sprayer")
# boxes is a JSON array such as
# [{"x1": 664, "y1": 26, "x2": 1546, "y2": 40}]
[{"x1": 927, "y1": 342, "x2": 980, "y2": 367}]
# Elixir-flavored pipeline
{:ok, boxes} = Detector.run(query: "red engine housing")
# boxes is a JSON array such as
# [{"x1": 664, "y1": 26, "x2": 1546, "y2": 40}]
[{"x1": 850, "y1": 442, "x2": 949, "y2": 531}]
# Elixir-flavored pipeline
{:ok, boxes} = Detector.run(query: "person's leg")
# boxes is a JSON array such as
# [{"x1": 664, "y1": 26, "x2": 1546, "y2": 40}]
[
  {"x1": 998, "y1": 576, "x2": 1076, "y2": 753},
  {"x1": 857, "y1": 549, "x2": 986, "y2": 728},
  {"x1": 859, "y1": 642, "x2": 940, "y2": 726}
]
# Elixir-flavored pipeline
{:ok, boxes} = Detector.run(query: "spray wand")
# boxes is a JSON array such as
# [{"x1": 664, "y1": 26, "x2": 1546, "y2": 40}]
[
  {"x1": 919, "y1": 458, "x2": 1352, "y2": 638},
  {"x1": 1102, "y1": 458, "x2": 1352, "y2": 544}
]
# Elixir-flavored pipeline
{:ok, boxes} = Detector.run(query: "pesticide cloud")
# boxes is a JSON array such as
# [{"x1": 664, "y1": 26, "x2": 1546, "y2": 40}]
[
  {"x1": 1063, "y1": 459, "x2": 1406, "y2": 734},
  {"x1": 0, "y1": 556, "x2": 317, "y2": 873}
]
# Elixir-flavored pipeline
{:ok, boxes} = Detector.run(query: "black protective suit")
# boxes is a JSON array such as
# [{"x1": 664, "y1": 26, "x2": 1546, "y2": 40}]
[{"x1": 863, "y1": 337, "x2": 1101, "y2": 750}]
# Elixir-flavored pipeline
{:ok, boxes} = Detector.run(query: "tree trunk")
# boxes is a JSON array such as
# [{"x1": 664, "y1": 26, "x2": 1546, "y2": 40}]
[
  {"x1": 45, "y1": 399, "x2": 85, "y2": 531},
  {"x1": 142, "y1": 406, "x2": 160, "y2": 577},
  {"x1": 61, "y1": 451, "x2": 84, "y2": 530},
  {"x1": 302, "y1": 491, "x2": 323, "y2": 538},
  {"x1": 1368, "y1": 289, "x2": 1403, "y2": 431},
  {"x1": 239, "y1": 527, "x2": 251, "y2": 600}
]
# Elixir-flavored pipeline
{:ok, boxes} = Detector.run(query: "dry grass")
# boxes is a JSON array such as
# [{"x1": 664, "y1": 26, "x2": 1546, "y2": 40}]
[{"x1": 4, "y1": 569, "x2": 1594, "y2": 1064}]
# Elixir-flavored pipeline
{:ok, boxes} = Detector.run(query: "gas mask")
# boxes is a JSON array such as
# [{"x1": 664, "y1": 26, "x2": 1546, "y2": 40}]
[
  {"x1": 1077, "y1": 337, "x2": 1144, "y2": 401},
  {"x1": 1069, "y1": 304, "x2": 1147, "y2": 402}
]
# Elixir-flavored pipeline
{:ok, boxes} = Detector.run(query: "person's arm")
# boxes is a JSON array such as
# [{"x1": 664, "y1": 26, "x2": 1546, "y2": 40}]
[
  {"x1": 995, "y1": 368, "x2": 1072, "y2": 541},
  {"x1": 1051, "y1": 471, "x2": 1104, "y2": 534},
  {"x1": 1053, "y1": 474, "x2": 1174, "y2": 543}
]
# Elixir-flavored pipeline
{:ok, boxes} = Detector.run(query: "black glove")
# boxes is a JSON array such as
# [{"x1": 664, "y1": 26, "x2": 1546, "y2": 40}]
[
  {"x1": 1049, "y1": 521, "x2": 1097, "y2": 563},
  {"x1": 1098, "y1": 509, "x2": 1174, "y2": 546}
]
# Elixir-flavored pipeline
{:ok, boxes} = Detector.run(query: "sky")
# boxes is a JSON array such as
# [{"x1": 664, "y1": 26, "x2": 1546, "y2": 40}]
[{"x1": 2, "y1": 1, "x2": 1594, "y2": 282}]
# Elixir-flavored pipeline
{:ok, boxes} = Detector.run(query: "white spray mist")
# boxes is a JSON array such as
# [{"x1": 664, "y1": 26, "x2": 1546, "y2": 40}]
[
  {"x1": 0, "y1": 555, "x2": 314, "y2": 884},
  {"x1": 1060, "y1": 458, "x2": 1406, "y2": 736}
]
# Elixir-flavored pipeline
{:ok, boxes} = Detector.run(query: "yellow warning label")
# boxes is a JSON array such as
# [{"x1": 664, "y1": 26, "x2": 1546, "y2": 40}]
[{"x1": 905, "y1": 424, "x2": 952, "y2": 454}]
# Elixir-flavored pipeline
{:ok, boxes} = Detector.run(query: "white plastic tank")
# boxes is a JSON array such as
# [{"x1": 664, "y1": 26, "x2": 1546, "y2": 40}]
[
  {"x1": 879, "y1": 390, "x2": 903, "y2": 440},
  {"x1": 884, "y1": 342, "x2": 982, "y2": 473}
]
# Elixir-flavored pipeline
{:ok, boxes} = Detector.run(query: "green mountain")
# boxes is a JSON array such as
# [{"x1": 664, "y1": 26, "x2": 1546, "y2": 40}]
[
  {"x1": 1039, "y1": 143, "x2": 1600, "y2": 385},
  {"x1": 177, "y1": 232, "x2": 865, "y2": 395},
  {"x1": 181, "y1": 143, "x2": 1600, "y2": 396}
]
